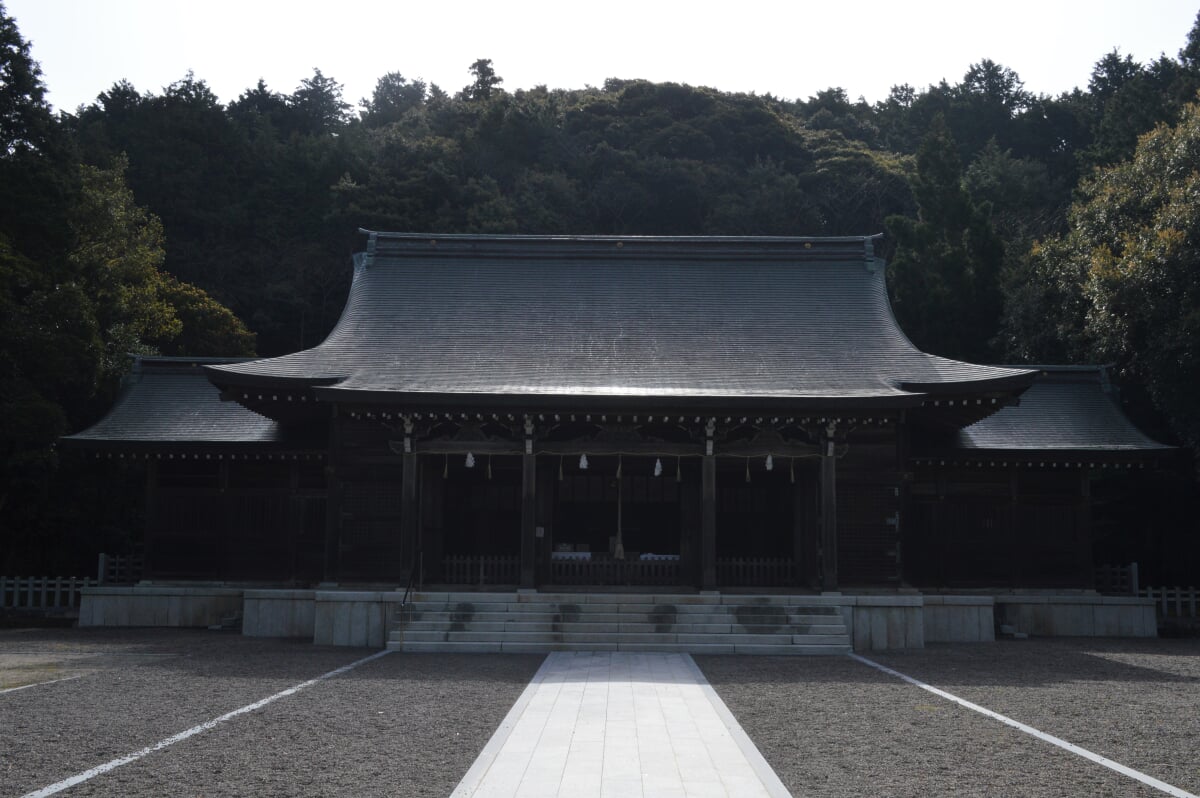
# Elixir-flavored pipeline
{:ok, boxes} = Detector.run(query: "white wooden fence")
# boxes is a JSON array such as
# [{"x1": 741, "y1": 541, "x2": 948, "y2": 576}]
[
  {"x1": 1142, "y1": 586, "x2": 1198, "y2": 618},
  {"x1": 0, "y1": 576, "x2": 95, "y2": 610}
]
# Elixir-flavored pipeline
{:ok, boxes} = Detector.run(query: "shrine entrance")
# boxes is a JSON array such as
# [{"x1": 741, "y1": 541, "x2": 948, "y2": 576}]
[{"x1": 547, "y1": 455, "x2": 697, "y2": 587}]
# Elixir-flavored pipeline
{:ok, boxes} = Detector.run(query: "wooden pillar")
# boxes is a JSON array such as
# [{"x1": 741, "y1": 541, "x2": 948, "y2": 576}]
[
  {"x1": 520, "y1": 418, "x2": 537, "y2": 589},
  {"x1": 792, "y1": 469, "x2": 807, "y2": 587},
  {"x1": 218, "y1": 459, "x2": 230, "y2": 581},
  {"x1": 1078, "y1": 470, "x2": 1094, "y2": 587},
  {"x1": 535, "y1": 464, "x2": 553, "y2": 585},
  {"x1": 400, "y1": 451, "x2": 418, "y2": 578},
  {"x1": 421, "y1": 459, "x2": 445, "y2": 585},
  {"x1": 144, "y1": 459, "x2": 158, "y2": 580},
  {"x1": 820, "y1": 424, "x2": 839, "y2": 592},
  {"x1": 396, "y1": 415, "x2": 420, "y2": 584},
  {"x1": 701, "y1": 418, "x2": 717, "y2": 590},
  {"x1": 288, "y1": 461, "x2": 300, "y2": 584},
  {"x1": 323, "y1": 407, "x2": 342, "y2": 582},
  {"x1": 1010, "y1": 467, "x2": 1021, "y2": 587}
]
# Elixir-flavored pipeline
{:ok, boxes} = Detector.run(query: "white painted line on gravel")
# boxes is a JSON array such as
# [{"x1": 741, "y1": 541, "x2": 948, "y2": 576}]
[
  {"x1": 0, "y1": 674, "x2": 85, "y2": 695},
  {"x1": 21, "y1": 649, "x2": 392, "y2": 798},
  {"x1": 850, "y1": 653, "x2": 1198, "y2": 798}
]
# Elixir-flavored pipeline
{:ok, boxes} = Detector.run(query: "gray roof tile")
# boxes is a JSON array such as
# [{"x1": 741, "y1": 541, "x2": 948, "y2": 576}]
[
  {"x1": 208, "y1": 233, "x2": 1034, "y2": 405},
  {"x1": 952, "y1": 366, "x2": 1172, "y2": 453},
  {"x1": 63, "y1": 357, "x2": 315, "y2": 448}
]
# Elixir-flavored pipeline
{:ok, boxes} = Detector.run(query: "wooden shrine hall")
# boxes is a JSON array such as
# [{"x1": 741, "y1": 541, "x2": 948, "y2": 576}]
[{"x1": 66, "y1": 232, "x2": 1173, "y2": 595}]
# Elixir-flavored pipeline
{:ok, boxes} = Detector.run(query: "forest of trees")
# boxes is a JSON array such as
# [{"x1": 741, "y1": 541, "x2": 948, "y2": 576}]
[{"x1": 2, "y1": 3, "x2": 1199, "y2": 573}]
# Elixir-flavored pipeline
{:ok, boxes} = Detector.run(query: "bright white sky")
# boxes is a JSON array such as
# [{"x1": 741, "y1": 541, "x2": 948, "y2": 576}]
[{"x1": 8, "y1": 0, "x2": 1200, "y2": 113}]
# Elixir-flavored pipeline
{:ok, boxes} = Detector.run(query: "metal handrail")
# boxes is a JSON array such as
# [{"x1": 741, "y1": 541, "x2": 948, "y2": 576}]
[{"x1": 397, "y1": 553, "x2": 422, "y2": 648}]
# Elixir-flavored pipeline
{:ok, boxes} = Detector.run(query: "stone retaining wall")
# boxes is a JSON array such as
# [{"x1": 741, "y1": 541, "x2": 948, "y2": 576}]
[
  {"x1": 312, "y1": 591, "x2": 401, "y2": 647},
  {"x1": 79, "y1": 586, "x2": 243, "y2": 628},
  {"x1": 78, "y1": 587, "x2": 1160, "y2": 649},
  {"x1": 243, "y1": 590, "x2": 316, "y2": 638},
  {"x1": 995, "y1": 594, "x2": 1156, "y2": 637},
  {"x1": 838, "y1": 595, "x2": 924, "y2": 651},
  {"x1": 923, "y1": 595, "x2": 995, "y2": 643}
]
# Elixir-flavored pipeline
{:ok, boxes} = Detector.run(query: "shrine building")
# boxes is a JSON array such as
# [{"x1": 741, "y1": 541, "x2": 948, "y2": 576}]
[{"x1": 64, "y1": 233, "x2": 1171, "y2": 651}]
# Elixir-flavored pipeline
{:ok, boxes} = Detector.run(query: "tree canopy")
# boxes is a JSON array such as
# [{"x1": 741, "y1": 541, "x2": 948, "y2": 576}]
[{"x1": 1011, "y1": 101, "x2": 1200, "y2": 450}]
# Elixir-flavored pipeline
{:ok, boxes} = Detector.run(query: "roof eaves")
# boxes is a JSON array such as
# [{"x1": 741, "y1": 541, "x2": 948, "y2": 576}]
[{"x1": 310, "y1": 385, "x2": 928, "y2": 413}]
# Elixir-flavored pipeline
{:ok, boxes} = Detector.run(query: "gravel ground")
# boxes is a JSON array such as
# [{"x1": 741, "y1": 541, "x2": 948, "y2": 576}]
[
  {"x1": 866, "y1": 639, "x2": 1200, "y2": 796},
  {"x1": 5, "y1": 630, "x2": 1198, "y2": 797},
  {"x1": 0, "y1": 629, "x2": 541, "y2": 797},
  {"x1": 697, "y1": 639, "x2": 1200, "y2": 798}
]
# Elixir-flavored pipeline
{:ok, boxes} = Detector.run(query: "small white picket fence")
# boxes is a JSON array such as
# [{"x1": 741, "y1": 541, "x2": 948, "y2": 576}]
[
  {"x1": 0, "y1": 576, "x2": 96, "y2": 611},
  {"x1": 1141, "y1": 585, "x2": 1199, "y2": 619}
]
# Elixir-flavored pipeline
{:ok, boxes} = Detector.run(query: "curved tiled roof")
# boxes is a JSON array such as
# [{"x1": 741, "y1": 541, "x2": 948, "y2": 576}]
[
  {"x1": 63, "y1": 357, "x2": 319, "y2": 450},
  {"x1": 207, "y1": 233, "x2": 1034, "y2": 407},
  {"x1": 952, "y1": 366, "x2": 1173, "y2": 454}
]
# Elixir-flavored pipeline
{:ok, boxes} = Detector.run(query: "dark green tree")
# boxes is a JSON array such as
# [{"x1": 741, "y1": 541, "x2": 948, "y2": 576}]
[
  {"x1": 1009, "y1": 101, "x2": 1200, "y2": 451},
  {"x1": 0, "y1": 1, "x2": 78, "y2": 262},
  {"x1": 291, "y1": 68, "x2": 351, "y2": 133},
  {"x1": 360, "y1": 72, "x2": 426, "y2": 128},
  {"x1": 886, "y1": 115, "x2": 1005, "y2": 361},
  {"x1": 463, "y1": 59, "x2": 503, "y2": 101}
]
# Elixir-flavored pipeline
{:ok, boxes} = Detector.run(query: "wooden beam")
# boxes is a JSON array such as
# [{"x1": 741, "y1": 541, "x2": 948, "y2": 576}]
[
  {"x1": 410, "y1": 440, "x2": 522, "y2": 455},
  {"x1": 410, "y1": 438, "x2": 817, "y2": 458},
  {"x1": 718, "y1": 442, "x2": 820, "y2": 458}
]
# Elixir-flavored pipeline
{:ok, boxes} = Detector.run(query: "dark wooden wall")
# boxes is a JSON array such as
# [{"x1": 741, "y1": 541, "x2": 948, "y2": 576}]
[
  {"x1": 147, "y1": 458, "x2": 326, "y2": 583},
  {"x1": 837, "y1": 426, "x2": 903, "y2": 586},
  {"x1": 904, "y1": 466, "x2": 1092, "y2": 589}
]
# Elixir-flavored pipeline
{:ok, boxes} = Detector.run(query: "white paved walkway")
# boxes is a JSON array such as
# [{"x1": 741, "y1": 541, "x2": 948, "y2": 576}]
[{"x1": 451, "y1": 651, "x2": 791, "y2": 798}]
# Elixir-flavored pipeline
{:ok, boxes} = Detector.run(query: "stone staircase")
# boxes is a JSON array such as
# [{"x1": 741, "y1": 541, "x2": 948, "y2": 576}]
[{"x1": 387, "y1": 592, "x2": 851, "y2": 654}]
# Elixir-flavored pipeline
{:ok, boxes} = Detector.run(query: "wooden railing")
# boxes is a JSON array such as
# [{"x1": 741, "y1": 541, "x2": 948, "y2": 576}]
[
  {"x1": 1, "y1": 576, "x2": 95, "y2": 610},
  {"x1": 551, "y1": 557, "x2": 679, "y2": 586},
  {"x1": 438, "y1": 554, "x2": 800, "y2": 587},
  {"x1": 442, "y1": 555, "x2": 521, "y2": 586},
  {"x1": 717, "y1": 557, "x2": 797, "y2": 587},
  {"x1": 1142, "y1": 585, "x2": 1198, "y2": 618},
  {"x1": 98, "y1": 553, "x2": 143, "y2": 585},
  {"x1": 1095, "y1": 562, "x2": 1139, "y2": 595}
]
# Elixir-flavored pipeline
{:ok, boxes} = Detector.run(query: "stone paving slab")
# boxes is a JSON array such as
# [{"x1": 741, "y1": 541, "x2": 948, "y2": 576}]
[{"x1": 451, "y1": 651, "x2": 791, "y2": 798}]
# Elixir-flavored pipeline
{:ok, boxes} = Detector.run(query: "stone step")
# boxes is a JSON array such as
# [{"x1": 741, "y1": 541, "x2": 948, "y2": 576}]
[
  {"x1": 405, "y1": 609, "x2": 843, "y2": 626},
  {"x1": 408, "y1": 601, "x2": 729, "y2": 615},
  {"x1": 401, "y1": 619, "x2": 849, "y2": 636},
  {"x1": 410, "y1": 592, "x2": 849, "y2": 608},
  {"x1": 407, "y1": 597, "x2": 844, "y2": 615},
  {"x1": 392, "y1": 592, "x2": 851, "y2": 656},
  {"x1": 391, "y1": 640, "x2": 852, "y2": 655},
  {"x1": 397, "y1": 629, "x2": 850, "y2": 646}
]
